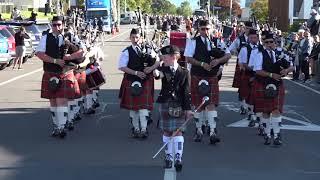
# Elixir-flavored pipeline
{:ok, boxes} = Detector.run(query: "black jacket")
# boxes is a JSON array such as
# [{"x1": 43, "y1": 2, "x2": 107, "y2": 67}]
[{"x1": 156, "y1": 65, "x2": 191, "y2": 110}]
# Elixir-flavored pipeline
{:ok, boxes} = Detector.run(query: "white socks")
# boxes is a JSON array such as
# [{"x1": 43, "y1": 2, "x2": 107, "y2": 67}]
[
  {"x1": 194, "y1": 112, "x2": 204, "y2": 134},
  {"x1": 271, "y1": 116, "x2": 282, "y2": 138},
  {"x1": 93, "y1": 90, "x2": 99, "y2": 102},
  {"x1": 56, "y1": 107, "x2": 68, "y2": 129},
  {"x1": 174, "y1": 136, "x2": 184, "y2": 160},
  {"x1": 85, "y1": 94, "x2": 93, "y2": 110},
  {"x1": 261, "y1": 117, "x2": 271, "y2": 137},
  {"x1": 241, "y1": 100, "x2": 248, "y2": 110},
  {"x1": 207, "y1": 111, "x2": 217, "y2": 135},
  {"x1": 130, "y1": 110, "x2": 140, "y2": 131},
  {"x1": 163, "y1": 135, "x2": 173, "y2": 160},
  {"x1": 50, "y1": 107, "x2": 58, "y2": 128},
  {"x1": 139, "y1": 109, "x2": 148, "y2": 132},
  {"x1": 67, "y1": 100, "x2": 77, "y2": 122}
]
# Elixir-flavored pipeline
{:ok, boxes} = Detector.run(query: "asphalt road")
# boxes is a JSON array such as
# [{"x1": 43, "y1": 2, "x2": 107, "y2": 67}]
[{"x1": 0, "y1": 24, "x2": 319, "y2": 180}]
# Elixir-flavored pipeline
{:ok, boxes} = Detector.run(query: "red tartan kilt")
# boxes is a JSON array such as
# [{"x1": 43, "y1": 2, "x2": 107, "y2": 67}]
[
  {"x1": 119, "y1": 75, "x2": 154, "y2": 111},
  {"x1": 41, "y1": 71, "x2": 80, "y2": 99},
  {"x1": 253, "y1": 80, "x2": 285, "y2": 114},
  {"x1": 239, "y1": 72, "x2": 252, "y2": 101},
  {"x1": 232, "y1": 63, "x2": 241, "y2": 88},
  {"x1": 75, "y1": 71, "x2": 87, "y2": 96},
  {"x1": 191, "y1": 76, "x2": 219, "y2": 108}
]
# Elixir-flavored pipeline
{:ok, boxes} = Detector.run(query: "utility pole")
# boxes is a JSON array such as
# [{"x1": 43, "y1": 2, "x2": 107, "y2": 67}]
[
  {"x1": 229, "y1": 0, "x2": 233, "y2": 22},
  {"x1": 125, "y1": 0, "x2": 127, "y2": 13}
]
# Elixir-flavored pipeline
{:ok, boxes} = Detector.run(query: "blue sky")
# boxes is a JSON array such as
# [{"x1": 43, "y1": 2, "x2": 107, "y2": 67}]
[{"x1": 170, "y1": 0, "x2": 246, "y2": 9}]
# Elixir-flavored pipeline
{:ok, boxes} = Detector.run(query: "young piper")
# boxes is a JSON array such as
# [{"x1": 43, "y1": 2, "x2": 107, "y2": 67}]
[
  {"x1": 118, "y1": 28, "x2": 159, "y2": 138},
  {"x1": 154, "y1": 45, "x2": 192, "y2": 172},
  {"x1": 251, "y1": 33, "x2": 294, "y2": 145}
]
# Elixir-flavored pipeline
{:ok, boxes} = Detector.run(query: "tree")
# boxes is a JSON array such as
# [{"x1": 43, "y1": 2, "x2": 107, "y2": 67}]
[
  {"x1": 250, "y1": 0, "x2": 269, "y2": 22},
  {"x1": 151, "y1": 0, "x2": 177, "y2": 15},
  {"x1": 176, "y1": 1, "x2": 192, "y2": 17},
  {"x1": 214, "y1": 0, "x2": 242, "y2": 19}
]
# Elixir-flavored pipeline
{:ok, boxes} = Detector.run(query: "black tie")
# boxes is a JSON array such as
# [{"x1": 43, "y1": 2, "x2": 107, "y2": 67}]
[
  {"x1": 204, "y1": 37, "x2": 208, "y2": 51},
  {"x1": 170, "y1": 66, "x2": 176, "y2": 75},
  {"x1": 269, "y1": 50, "x2": 274, "y2": 62},
  {"x1": 136, "y1": 46, "x2": 142, "y2": 56}
]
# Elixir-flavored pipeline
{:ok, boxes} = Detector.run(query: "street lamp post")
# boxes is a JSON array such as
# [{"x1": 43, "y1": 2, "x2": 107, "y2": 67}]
[{"x1": 230, "y1": 0, "x2": 233, "y2": 22}]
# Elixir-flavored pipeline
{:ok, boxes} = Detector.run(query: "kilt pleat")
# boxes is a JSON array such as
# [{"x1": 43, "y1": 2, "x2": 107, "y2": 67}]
[
  {"x1": 253, "y1": 80, "x2": 285, "y2": 114},
  {"x1": 232, "y1": 62, "x2": 241, "y2": 88},
  {"x1": 191, "y1": 75, "x2": 219, "y2": 109},
  {"x1": 119, "y1": 75, "x2": 154, "y2": 111},
  {"x1": 159, "y1": 103, "x2": 186, "y2": 132},
  {"x1": 75, "y1": 71, "x2": 87, "y2": 96},
  {"x1": 41, "y1": 71, "x2": 80, "y2": 99},
  {"x1": 239, "y1": 72, "x2": 254, "y2": 103}
]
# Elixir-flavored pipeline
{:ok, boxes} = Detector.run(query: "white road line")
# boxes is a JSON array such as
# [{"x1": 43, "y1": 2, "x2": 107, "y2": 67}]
[
  {"x1": 0, "y1": 28, "x2": 131, "y2": 87},
  {"x1": 0, "y1": 68, "x2": 43, "y2": 87},
  {"x1": 284, "y1": 77, "x2": 320, "y2": 95}
]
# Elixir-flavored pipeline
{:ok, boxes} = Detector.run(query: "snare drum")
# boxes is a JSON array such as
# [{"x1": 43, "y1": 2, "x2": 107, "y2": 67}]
[{"x1": 86, "y1": 68, "x2": 106, "y2": 89}]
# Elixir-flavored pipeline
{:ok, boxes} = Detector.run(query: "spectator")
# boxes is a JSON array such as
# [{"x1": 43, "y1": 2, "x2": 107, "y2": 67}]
[
  {"x1": 308, "y1": 35, "x2": 320, "y2": 77},
  {"x1": 29, "y1": 10, "x2": 37, "y2": 22},
  {"x1": 11, "y1": 7, "x2": 22, "y2": 20},
  {"x1": 45, "y1": 2, "x2": 49, "y2": 16},
  {"x1": 12, "y1": 27, "x2": 30, "y2": 70},
  {"x1": 297, "y1": 29, "x2": 313, "y2": 83}
]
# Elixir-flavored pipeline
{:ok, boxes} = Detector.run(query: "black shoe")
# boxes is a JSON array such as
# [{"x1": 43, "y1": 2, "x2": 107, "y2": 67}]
[
  {"x1": 59, "y1": 129, "x2": 67, "y2": 139},
  {"x1": 209, "y1": 134, "x2": 220, "y2": 145},
  {"x1": 93, "y1": 102, "x2": 100, "y2": 109},
  {"x1": 248, "y1": 120, "x2": 256, "y2": 127},
  {"x1": 132, "y1": 129, "x2": 140, "y2": 138},
  {"x1": 74, "y1": 114, "x2": 82, "y2": 121},
  {"x1": 164, "y1": 154, "x2": 173, "y2": 169},
  {"x1": 264, "y1": 137, "x2": 271, "y2": 145},
  {"x1": 273, "y1": 137, "x2": 282, "y2": 146},
  {"x1": 140, "y1": 130, "x2": 148, "y2": 139},
  {"x1": 193, "y1": 131, "x2": 203, "y2": 142},
  {"x1": 86, "y1": 108, "x2": 95, "y2": 114},
  {"x1": 65, "y1": 121, "x2": 74, "y2": 131},
  {"x1": 240, "y1": 106, "x2": 247, "y2": 115},
  {"x1": 258, "y1": 126, "x2": 264, "y2": 136},
  {"x1": 51, "y1": 129, "x2": 60, "y2": 137},
  {"x1": 174, "y1": 153, "x2": 182, "y2": 172}
]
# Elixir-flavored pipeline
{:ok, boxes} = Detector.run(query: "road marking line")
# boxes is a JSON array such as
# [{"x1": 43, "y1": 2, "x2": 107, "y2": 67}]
[
  {"x1": 0, "y1": 29, "x2": 131, "y2": 87},
  {"x1": 0, "y1": 68, "x2": 42, "y2": 87},
  {"x1": 284, "y1": 77, "x2": 320, "y2": 95}
]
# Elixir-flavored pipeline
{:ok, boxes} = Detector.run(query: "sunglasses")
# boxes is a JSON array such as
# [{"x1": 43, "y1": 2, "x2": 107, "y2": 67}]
[
  {"x1": 52, "y1": 23, "x2": 62, "y2": 27},
  {"x1": 200, "y1": 27, "x2": 210, "y2": 31},
  {"x1": 265, "y1": 40, "x2": 274, "y2": 44}
]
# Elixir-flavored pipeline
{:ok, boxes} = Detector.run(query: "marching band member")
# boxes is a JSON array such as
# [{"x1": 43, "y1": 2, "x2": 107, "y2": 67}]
[
  {"x1": 238, "y1": 29, "x2": 261, "y2": 127},
  {"x1": 251, "y1": 33, "x2": 294, "y2": 145},
  {"x1": 184, "y1": 20, "x2": 231, "y2": 144},
  {"x1": 36, "y1": 16, "x2": 84, "y2": 138},
  {"x1": 154, "y1": 45, "x2": 192, "y2": 172},
  {"x1": 118, "y1": 28, "x2": 159, "y2": 139},
  {"x1": 228, "y1": 22, "x2": 251, "y2": 114}
]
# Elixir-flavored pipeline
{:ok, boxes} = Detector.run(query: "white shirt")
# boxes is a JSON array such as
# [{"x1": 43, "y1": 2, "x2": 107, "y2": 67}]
[
  {"x1": 184, "y1": 36, "x2": 211, "y2": 57},
  {"x1": 251, "y1": 49, "x2": 276, "y2": 71},
  {"x1": 238, "y1": 44, "x2": 258, "y2": 64},
  {"x1": 118, "y1": 45, "x2": 159, "y2": 69},
  {"x1": 36, "y1": 34, "x2": 64, "y2": 53},
  {"x1": 228, "y1": 34, "x2": 248, "y2": 53}
]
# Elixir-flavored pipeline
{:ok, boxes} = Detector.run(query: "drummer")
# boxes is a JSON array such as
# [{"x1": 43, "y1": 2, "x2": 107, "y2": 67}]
[{"x1": 153, "y1": 45, "x2": 192, "y2": 172}]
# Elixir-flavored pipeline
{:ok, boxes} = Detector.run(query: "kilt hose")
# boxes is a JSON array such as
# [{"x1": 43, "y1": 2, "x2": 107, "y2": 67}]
[
  {"x1": 119, "y1": 75, "x2": 154, "y2": 111},
  {"x1": 74, "y1": 71, "x2": 87, "y2": 97},
  {"x1": 41, "y1": 71, "x2": 80, "y2": 100},
  {"x1": 191, "y1": 75, "x2": 219, "y2": 110},
  {"x1": 232, "y1": 61, "x2": 241, "y2": 88},
  {"x1": 239, "y1": 71, "x2": 254, "y2": 103},
  {"x1": 158, "y1": 103, "x2": 186, "y2": 132},
  {"x1": 252, "y1": 80, "x2": 285, "y2": 114}
]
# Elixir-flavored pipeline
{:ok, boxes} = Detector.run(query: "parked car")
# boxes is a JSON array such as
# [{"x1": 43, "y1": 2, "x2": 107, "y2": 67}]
[
  {"x1": 0, "y1": 21, "x2": 42, "y2": 49},
  {"x1": 6, "y1": 26, "x2": 34, "y2": 64},
  {"x1": 0, "y1": 33, "x2": 11, "y2": 70},
  {"x1": 120, "y1": 17, "x2": 132, "y2": 25},
  {"x1": 35, "y1": 20, "x2": 51, "y2": 35},
  {"x1": 0, "y1": 25, "x2": 15, "y2": 56}
]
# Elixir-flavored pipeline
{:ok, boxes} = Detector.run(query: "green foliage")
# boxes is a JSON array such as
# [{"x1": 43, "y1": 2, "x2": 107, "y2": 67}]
[
  {"x1": 250, "y1": 0, "x2": 269, "y2": 22},
  {"x1": 151, "y1": 0, "x2": 177, "y2": 15},
  {"x1": 176, "y1": 1, "x2": 192, "y2": 17}
]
